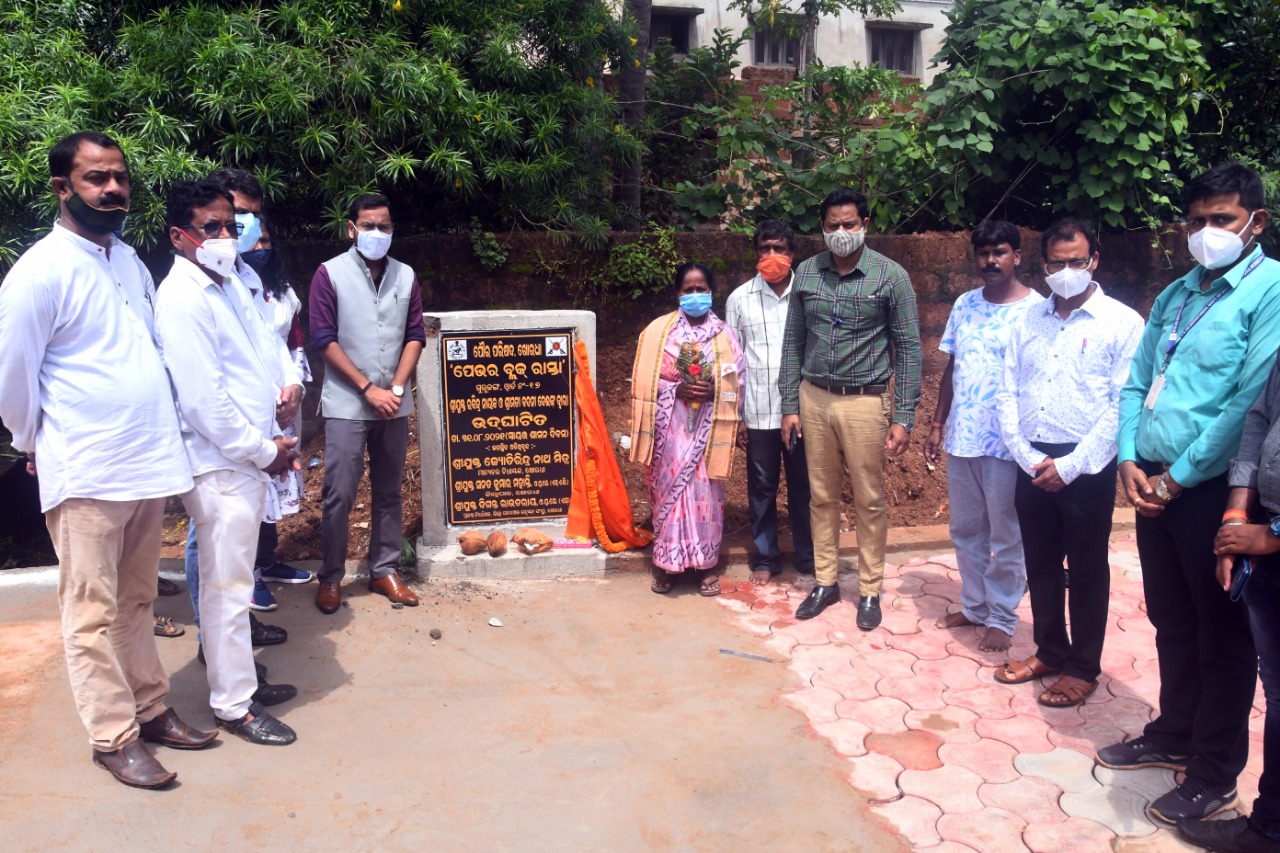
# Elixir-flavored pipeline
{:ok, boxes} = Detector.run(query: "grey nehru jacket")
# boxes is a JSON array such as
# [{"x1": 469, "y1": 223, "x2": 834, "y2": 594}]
[
  {"x1": 1230, "y1": 353, "x2": 1280, "y2": 514},
  {"x1": 318, "y1": 246, "x2": 418, "y2": 420}
]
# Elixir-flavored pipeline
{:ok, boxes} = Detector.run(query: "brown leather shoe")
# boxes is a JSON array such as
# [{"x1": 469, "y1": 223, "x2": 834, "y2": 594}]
[
  {"x1": 315, "y1": 582, "x2": 341, "y2": 614},
  {"x1": 368, "y1": 572, "x2": 419, "y2": 606},
  {"x1": 139, "y1": 708, "x2": 218, "y2": 750},
  {"x1": 92, "y1": 740, "x2": 177, "y2": 789}
]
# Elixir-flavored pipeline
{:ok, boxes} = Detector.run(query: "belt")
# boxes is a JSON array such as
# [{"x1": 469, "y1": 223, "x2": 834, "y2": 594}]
[
  {"x1": 809, "y1": 382, "x2": 887, "y2": 396},
  {"x1": 1135, "y1": 457, "x2": 1170, "y2": 476}
]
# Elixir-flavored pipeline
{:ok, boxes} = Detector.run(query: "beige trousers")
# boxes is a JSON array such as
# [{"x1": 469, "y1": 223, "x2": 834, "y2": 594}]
[
  {"x1": 799, "y1": 381, "x2": 890, "y2": 595},
  {"x1": 46, "y1": 497, "x2": 169, "y2": 751}
]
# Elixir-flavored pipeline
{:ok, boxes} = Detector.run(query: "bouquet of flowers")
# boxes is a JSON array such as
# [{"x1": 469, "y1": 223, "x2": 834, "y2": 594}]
[{"x1": 674, "y1": 340, "x2": 710, "y2": 430}]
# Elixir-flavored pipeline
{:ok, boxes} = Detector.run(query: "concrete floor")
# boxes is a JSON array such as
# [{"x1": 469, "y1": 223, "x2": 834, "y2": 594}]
[{"x1": 0, "y1": 563, "x2": 902, "y2": 853}]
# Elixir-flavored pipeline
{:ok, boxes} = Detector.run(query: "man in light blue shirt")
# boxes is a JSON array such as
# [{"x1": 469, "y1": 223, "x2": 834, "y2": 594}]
[{"x1": 1097, "y1": 164, "x2": 1280, "y2": 825}]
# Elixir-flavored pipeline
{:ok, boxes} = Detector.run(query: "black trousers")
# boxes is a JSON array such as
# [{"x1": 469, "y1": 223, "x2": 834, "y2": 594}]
[
  {"x1": 255, "y1": 521, "x2": 278, "y2": 569},
  {"x1": 745, "y1": 428, "x2": 814, "y2": 573},
  {"x1": 1014, "y1": 443, "x2": 1116, "y2": 682},
  {"x1": 1137, "y1": 468, "x2": 1256, "y2": 786}
]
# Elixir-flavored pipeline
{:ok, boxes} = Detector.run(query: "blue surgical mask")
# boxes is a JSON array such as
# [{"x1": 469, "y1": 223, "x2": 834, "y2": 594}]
[
  {"x1": 242, "y1": 247, "x2": 273, "y2": 271},
  {"x1": 679, "y1": 292, "x2": 713, "y2": 317},
  {"x1": 235, "y1": 212, "x2": 262, "y2": 254}
]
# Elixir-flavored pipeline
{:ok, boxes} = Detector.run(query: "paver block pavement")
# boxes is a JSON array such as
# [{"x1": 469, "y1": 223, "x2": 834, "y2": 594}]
[
  {"x1": 1023, "y1": 816, "x2": 1118, "y2": 851},
  {"x1": 884, "y1": 628, "x2": 954, "y2": 661},
  {"x1": 974, "y1": 714, "x2": 1056, "y2": 755},
  {"x1": 1060, "y1": 785, "x2": 1158, "y2": 837},
  {"x1": 812, "y1": 717, "x2": 872, "y2": 758},
  {"x1": 913, "y1": 655, "x2": 983, "y2": 690},
  {"x1": 780, "y1": 684, "x2": 843, "y2": 724},
  {"x1": 865, "y1": 729, "x2": 946, "y2": 770},
  {"x1": 903, "y1": 707, "x2": 982, "y2": 745},
  {"x1": 978, "y1": 777, "x2": 1069, "y2": 825},
  {"x1": 1015, "y1": 747, "x2": 1104, "y2": 794},
  {"x1": 846, "y1": 751, "x2": 905, "y2": 801},
  {"x1": 899, "y1": 765, "x2": 986, "y2": 813},
  {"x1": 935, "y1": 807, "x2": 1029, "y2": 853},
  {"x1": 1046, "y1": 718, "x2": 1128, "y2": 755},
  {"x1": 877, "y1": 673, "x2": 948, "y2": 711},
  {"x1": 942, "y1": 684, "x2": 1016, "y2": 719},
  {"x1": 870, "y1": 794, "x2": 944, "y2": 846},
  {"x1": 938, "y1": 739, "x2": 1021, "y2": 784},
  {"x1": 812, "y1": 666, "x2": 882, "y2": 701},
  {"x1": 1093, "y1": 765, "x2": 1178, "y2": 804},
  {"x1": 840, "y1": 695, "x2": 912, "y2": 734}
]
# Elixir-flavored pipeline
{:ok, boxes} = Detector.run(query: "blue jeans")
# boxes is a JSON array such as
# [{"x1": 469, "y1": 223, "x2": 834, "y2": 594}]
[
  {"x1": 184, "y1": 522, "x2": 201, "y2": 639},
  {"x1": 1245, "y1": 555, "x2": 1280, "y2": 841},
  {"x1": 947, "y1": 454, "x2": 1025, "y2": 634}
]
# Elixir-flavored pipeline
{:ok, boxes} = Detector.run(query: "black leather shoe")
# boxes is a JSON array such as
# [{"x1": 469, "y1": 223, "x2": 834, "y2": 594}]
[
  {"x1": 856, "y1": 595, "x2": 882, "y2": 631},
  {"x1": 796, "y1": 584, "x2": 840, "y2": 620},
  {"x1": 215, "y1": 702, "x2": 297, "y2": 746},
  {"x1": 1176, "y1": 816, "x2": 1280, "y2": 852},
  {"x1": 197, "y1": 645, "x2": 267, "y2": 681},
  {"x1": 252, "y1": 680, "x2": 298, "y2": 707}
]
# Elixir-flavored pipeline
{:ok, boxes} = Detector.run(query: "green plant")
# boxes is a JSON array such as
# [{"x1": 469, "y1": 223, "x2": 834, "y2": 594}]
[
  {"x1": 469, "y1": 217, "x2": 508, "y2": 271},
  {"x1": 606, "y1": 226, "x2": 680, "y2": 301}
]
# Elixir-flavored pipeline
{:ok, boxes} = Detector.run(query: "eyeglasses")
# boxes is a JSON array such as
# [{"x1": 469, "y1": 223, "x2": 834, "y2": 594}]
[
  {"x1": 182, "y1": 220, "x2": 243, "y2": 239},
  {"x1": 1043, "y1": 258, "x2": 1092, "y2": 274}
]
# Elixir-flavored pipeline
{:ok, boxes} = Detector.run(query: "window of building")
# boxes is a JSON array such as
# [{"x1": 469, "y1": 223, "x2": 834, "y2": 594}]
[
  {"x1": 866, "y1": 22, "x2": 930, "y2": 78},
  {"x1": 753, "y1": 16, "x2": 800, "y2": 67},
  {"x1": 649, "y1": 6, "x2": 703, "y2": 56}
]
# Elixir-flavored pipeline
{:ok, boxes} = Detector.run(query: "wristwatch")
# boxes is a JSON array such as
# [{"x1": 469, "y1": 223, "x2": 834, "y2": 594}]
[
  {"x1": 391, "y1": 384, "x2": 405, "y2": 398},
  {"x1": 1269, "y1": 516, "x2": 1280, "y2": 539},
  {"x1": 1155, "y1": 473, "x2": 1180, "y2": 502}
]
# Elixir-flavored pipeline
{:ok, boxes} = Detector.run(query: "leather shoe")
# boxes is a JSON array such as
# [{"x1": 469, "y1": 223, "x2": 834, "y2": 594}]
[
  {"x1": 796, "y1": 584, "x2": 840, "y2": 620},
  {"x1": 252, "y1": 680, "x2": 298, "y2": 707},
  {"x1": 92, "y1": 740, "x2": 176, "y2": 789},
  {"x1": 369, "y1": 572, "x2": 419, "y2": 606},
  {"x1": 1176, "y1": 816, "x2": 1280, "y2": 852},
  {"x1": 315, "y1": 582, "x2": 341, "y2": 614},
  {"x1": 857, "y1": 595, "x2": 882, "y2": 631},
  {"x1": 138, "y1": 708, "x2": 218, "y2": 750},
  {"x1": 216, "y1": 702, "x2": 297, "y2": 746}
]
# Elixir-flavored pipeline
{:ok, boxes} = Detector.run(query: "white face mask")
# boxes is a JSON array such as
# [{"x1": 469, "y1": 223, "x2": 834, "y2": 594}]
[
  {"x1": 1044, "y1": 265, "x2": 1093, "y2": 299},
  {"x1": 1188, "y1": 213, "x2": 1255, "y2": 270},
  {"x1": 356, "y1": 229, "x2": 392, "y2": 261},
  {"x1": 195, "y1": 237, "x2": 239, "y2": 276},
  {"x1": 824, "y1": 228, "x2": 864, "y2": 258},
  {"x1": 235, "y1": 213, "x2": 262, "y2": 254}
]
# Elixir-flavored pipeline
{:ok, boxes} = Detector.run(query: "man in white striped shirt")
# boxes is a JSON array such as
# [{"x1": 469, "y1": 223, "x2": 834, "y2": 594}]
[{"x1": 726, "y1": 220, "x2": 815, "y2": 585}]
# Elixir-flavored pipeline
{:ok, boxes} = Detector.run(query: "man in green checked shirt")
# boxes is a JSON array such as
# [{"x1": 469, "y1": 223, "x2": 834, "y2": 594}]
[{"x1": 779, "y1": 188, "x2": 922, "y2": 629}]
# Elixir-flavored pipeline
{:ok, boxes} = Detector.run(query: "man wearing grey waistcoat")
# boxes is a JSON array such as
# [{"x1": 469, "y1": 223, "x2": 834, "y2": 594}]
[{"x1": 308, "y1": 193, "x2": 425, "y2": 614}]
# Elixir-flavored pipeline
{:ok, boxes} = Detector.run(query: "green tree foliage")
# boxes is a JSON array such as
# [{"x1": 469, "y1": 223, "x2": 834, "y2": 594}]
[{"x1": 0, "y1": 0, "x2": 640, "y2": 259}]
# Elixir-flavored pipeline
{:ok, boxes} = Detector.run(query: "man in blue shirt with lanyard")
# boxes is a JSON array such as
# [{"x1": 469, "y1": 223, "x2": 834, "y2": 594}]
[{"x1": 1097, "y1": 164, "x2": 1280, "y2": 826}]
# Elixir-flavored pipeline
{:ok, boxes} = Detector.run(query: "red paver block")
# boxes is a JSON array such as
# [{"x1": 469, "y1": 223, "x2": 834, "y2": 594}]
[
  {"x1": 944, "y1": 638, "x2": 1015, "y2": 669},
  {"x1": 846, "y1": 751, "x2": 905, "y2": 801},
  {"x1": 869, "y1": 794, "x2": 944, "y2": 847},
  {"x1": 812, "y1": 717, "x2": 873, "y2": 758},
  {"x1": 943, "y1": 684, "x2": 1016, "y2": 720},
  {"x1": 903, "y1": 593, "x2": 953, "y2": 621},
  {"x1": 762, "y1": 632, "x2": 800, "y2": 658},
  {"x1": 877, "y1": 673, "x2": 948, "y2": 712},
  {"x1": 900, "y1": 765, "x2": 985, "y2": 813},
  {"x1": 1101, "y1": 648, "x2": 1142, "y2": 682},
  {"x1": 914, "y1": 655, "x2": 982, "y2": 690},
  {"x1": 876, "y1": 602, "x2": 926, "y2": 636},
  {"x1": 840, "y1": 695, "x2": 912, "y2": 734},
  {"x1": 885, "y1": 628, "x2": 954, "y2": 661},
  {"x1": 1106, "y1": 628, "x2": 1158, "y2": 662},
  {"x1": 974, "y1": 714, "x2": 1055, "y2": 755},
  {"x1": 1117, "y1": 615, "x2": 1157, "y2": 636},
  {"x1": 978, "y1": 776, "x2": 1068, "y2": 825},
  {"x1": 813, "y1": 666, "x2": 882, "y2": 702},
  {"x1": 904, "y1": 706, "x2": 982, "y2": 746},
  {"x1": 1046, "y1": 718, "x2": 1127, "y2": 756},
  {"x1": 902, "y1": 556, "x2": 929, "y2": 568},
  {"x1": 915, "y1": 843, "x2": 985, "y2": 853},
  {"x1": 865, "y1": 728, "x2": 946, "y2": 770},
  {"x1": 1079, "y1": 696, "x2": 1154, "y2": 736},
  {"x1": 938, "y1": 739, "x2": 1021, "y2": 784},
  {"x1": 855, "y1": 646, "x2": 921, "y2": 677},
  {"x1": 1008, "y1": 692, "x2": 1087, "y2": 728},
  {"x1": 922, "y1": 579, "x2": 963, "y2": 599},
  {"x1": 1111, "y1": 832, "x2": 1202, "y2": 852},
  {"x1": 925, "y1": 553, "x2": 959, "y2": 570},
  {"x1": 886, "y1": 572, "x2": 930, "y2": 599},
  {"x1": 779, "y1": 684, "x2": 843, "y2": 725},
  {"x1": 1024, "y1": 816, "x2": 1117, "y2": 852},
  {"x1": 775, "y1": 616, "x2": 838, "y2": 647},
  {"x1": 935, "y1": 806, "x2": 1029, "y2": 853},
  {"x1": 786, "y1": 643, "x2": 853, "y2": 683}
]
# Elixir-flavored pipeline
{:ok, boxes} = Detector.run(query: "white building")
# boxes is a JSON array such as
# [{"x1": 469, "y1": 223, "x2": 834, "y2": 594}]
[{"x1": 648, "y1": 0, "x2": 953, "y2": 85}]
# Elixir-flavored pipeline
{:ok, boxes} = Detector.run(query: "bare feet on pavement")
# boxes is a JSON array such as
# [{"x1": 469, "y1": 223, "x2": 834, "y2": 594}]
[
  {"x1": 750, "y1": 569, "x2": 773, "y2": 586},
  {"x1": 936, "y1": 611, "x2": 979, "y2": 630},
  {"x1": 979, "y1": 626, "x2": 1013, "y2": 652}
]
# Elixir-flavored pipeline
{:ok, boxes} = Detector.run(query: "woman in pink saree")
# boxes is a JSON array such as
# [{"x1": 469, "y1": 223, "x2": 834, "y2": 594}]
[{"x1": 630, "y1": 263, "x2": 745, "y2": 595}]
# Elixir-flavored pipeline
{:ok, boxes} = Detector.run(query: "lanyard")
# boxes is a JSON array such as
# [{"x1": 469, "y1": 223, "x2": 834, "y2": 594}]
[{"x1": 1159, "y1": 251, "x2": 1265, "y2": 375}]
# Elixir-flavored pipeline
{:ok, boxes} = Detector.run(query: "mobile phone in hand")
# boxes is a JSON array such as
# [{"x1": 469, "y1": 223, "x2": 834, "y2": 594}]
[
  {"x1": 787, "y1": 432, "x2": 798, "y2": 453},
  {"x1": 1230, "y1": 556, "x2": 1253, "y2": 602}
]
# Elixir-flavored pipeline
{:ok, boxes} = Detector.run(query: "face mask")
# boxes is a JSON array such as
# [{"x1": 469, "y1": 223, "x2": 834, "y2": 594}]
[
  {"x1": 824, "y1": 227, "x2": 864, "y2": 258},
  {"x1": 1044, "y1": 265, "x2": 1093, "y2": 299},
  {"x1": 235, "y1": 213, "x2": 262, "y2": 254},
  {"x1": 757, "y1": 254, "x2": 792, "y2": 284},
  {"x1": 187, "y1": 235, "x2": 238, "y2": 277},
  {"x1": 679, "y1": 292, "x2": 713, "y2": 317},
  {"x1": 356, "y1": 229, "x2": 392, "y2": 261},
  {"x1": 241, "y1": 247, "x2": 272, "y2": 271},
  {"x1": 1188, "y1": 213, "x2": 1255, "y2": 270},
  {"x1": 66, "y1": 191, "x2": 129, "y2": 235}
]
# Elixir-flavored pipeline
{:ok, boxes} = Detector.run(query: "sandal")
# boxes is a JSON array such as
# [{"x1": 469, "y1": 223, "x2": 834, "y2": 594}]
[
  {"x1": 1038, "y1": 675, "x2": 1098, "y2": 708},
  {"x1": 994, "y1": 655, "x2": 1062, "y2": 685},
  {"x1": 651, "y1": 569, "x2": 675, "y2": 595},
  {"x1": 249, "y1": 613, "x2": 287, "y2": 647},
  {"x1": 157, "y1": 577, "x2": 180, "y2": 597},
  {"x1": 153, "y1": 615, "x2": 184, "y2": 638},
  {"x1": 698, "y1": 572, "x2": 721, "y2": 597}
]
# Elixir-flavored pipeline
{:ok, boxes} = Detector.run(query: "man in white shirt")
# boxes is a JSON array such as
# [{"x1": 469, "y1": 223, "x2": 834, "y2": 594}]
[
  {"x1": 0, "y1": 132, "x2": 212, "y2": 789},
  {"x1": 993, "y1": 220, "x2": 1143, "y2": 709},
  {"x1": 154, "y1": 180, "x2": 300, "y2": 747},
  {"x1": 725, "y1": 220, "x2": 814, "y2": 585}
]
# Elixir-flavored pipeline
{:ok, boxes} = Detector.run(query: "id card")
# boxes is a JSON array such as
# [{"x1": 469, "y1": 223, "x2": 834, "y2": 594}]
[{"x1": 1144, "y1": 374, "x2": 1166, "y2": 409}]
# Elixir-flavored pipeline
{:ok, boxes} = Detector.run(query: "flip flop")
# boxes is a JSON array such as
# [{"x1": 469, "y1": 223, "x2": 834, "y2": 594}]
[
  {"x1": 153, "y1": 615, "x2": 184, "y2": 638},
  {"x1": 698, "y1": 574, "x2": 721, "y2": 597},
  {"x1": 994, "y1": 655, "x2": 1061, "y2": 685},
  {"x1": 651, "y1": 571, "x2": 675, "y2": 594}
]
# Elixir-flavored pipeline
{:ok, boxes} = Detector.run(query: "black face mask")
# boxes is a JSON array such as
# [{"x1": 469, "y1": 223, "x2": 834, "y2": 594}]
[{"x1": 66, "y1": 191, "x2": 129, "y2": 235}]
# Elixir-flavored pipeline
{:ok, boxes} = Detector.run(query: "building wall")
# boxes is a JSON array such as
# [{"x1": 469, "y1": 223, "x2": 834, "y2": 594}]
[{"x1": 651, "y1": 0, "x2": 953, "y2": 86}]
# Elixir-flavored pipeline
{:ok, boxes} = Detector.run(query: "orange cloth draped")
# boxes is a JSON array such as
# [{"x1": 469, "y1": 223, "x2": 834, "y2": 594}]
[{"x1": 565, "y1": 340, "x2": 653, "y2": 551}]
